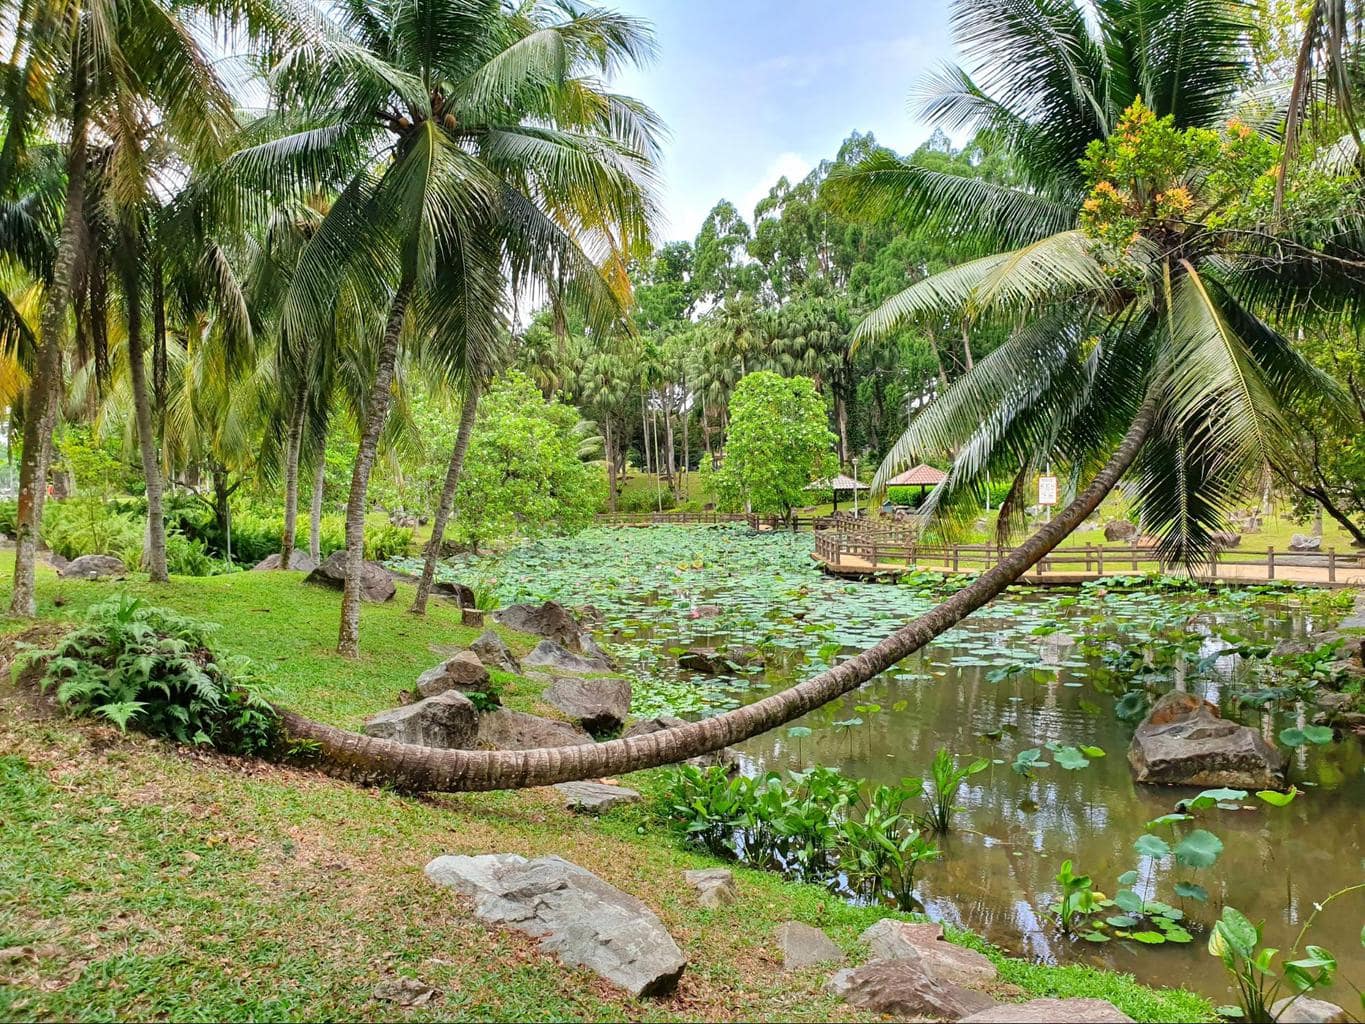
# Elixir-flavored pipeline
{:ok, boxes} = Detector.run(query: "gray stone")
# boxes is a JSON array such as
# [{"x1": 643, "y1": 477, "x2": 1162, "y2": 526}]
[
  {"x1": 424, "y1": 853, "x2": 686, "y2": 997},
  {"x1": 1268, "y1": 995, "x2": 1350, "y2": 1023},
  {"x1": 416, "y1": 651, "x2": 493, "y2": 700},
  {"x1": 683, "y1": 868, "x2": 736, "y2": 908},
  {"x1": 475, "y1": 709, "x2": 592, "y2": 750},
  {"x1": 1211, "y1": 531, "x2": 1242, "y2": 548},
  {"x1": 59, "y1": 554, "x2": 125, "y2": 580},
  {"x1": 1104, "y1": 520, "x2": 1138, "y2": 542},
  {"x1": 623, "y1": 715, "x2": 688, "y2": 738},
  {"x1": 827, "y1": 957, "x2": 997, "y2": 1019},
  {"x1": 678, "y1": 646, "x2": 764, "y2": 675},
  {"x1": 543, "y1": 675, "x2": 631, "y2": 733},
  {"x1": 1129, "y1": 691, "x2": 1285, "y2": 789},
  {"x1": 578, "y1": 633, "x2": 618, "y2": 670},
  {"x1": 555, "y1": 781, "x2": 641, "y2": 812},
  {"x1": 1291, "y1": 533, "x2": 1323, "y2": 552},
  {"x1": 304, "y1": 550, "x2": 396, "y2": 602},
  {"x1": 1340, "y1": 593, "x2": 1365, "y2": 630},
  {"x1": 372, "y1": 977, "x2": 438, "y2": 1007},
  {"x1": 524, "y1": 639, "x2": 612, "y2": 674},
  {"x1": 773, "y1": 921, "x2": 844, "y2": 970},
  {"x1": 960, "y1": 997, "x2": 1134, "y2": 1023},
  {"x1": 362, "y1": 690, "x2": 478, "y2": 748},
  {"x1": 431, "y1": 580, "x2": 476, "y2": 606},
  {"x1": 494, "y1": 601, "x2": 582, "y2": 649},
  {"x1": 470, "y1": 631, "x2": 520, "y2": 673},
  {"x1": 252, "y1": 551, "x2": 319, "y2": 572},
  {"x1": 858, "y1": 920, "x2": 996, "y2": 988}
]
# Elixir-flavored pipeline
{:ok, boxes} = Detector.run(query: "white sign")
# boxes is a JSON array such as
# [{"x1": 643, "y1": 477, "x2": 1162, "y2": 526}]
[{"x1": 1038, "y1": 475, "x2": 1058, "y2": 506}]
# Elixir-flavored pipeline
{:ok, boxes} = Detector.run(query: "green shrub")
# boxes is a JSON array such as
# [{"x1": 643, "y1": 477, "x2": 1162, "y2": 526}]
[
  {"x1": 0, "y1": 498, "x2": 18, "y2": 536},
  {"x1": 28, "y1": 596, "x2": 279, "y2": 754},
  {"x1": 617, "y1": 485, "x2": 675, "y2": 513},
  {"x1": 41, "y1": 498, "x2": 143, "y2": 565},
  {"x1": 363, "y1": 521, "x2": 414, "y2": 560}
]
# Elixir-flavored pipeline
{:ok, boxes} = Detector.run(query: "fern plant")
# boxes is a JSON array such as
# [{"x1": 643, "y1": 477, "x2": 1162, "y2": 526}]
[{"x1": 27, "y1": 596, "x2": 279, "y2": 754}]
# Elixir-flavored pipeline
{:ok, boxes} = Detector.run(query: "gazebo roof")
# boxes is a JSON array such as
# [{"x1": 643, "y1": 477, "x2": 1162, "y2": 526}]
[
  {"x1": 886, "y1": 463, "x2": 947, "y2": 487},
  {"x1": 807, "y1": 473, "x2": 869, "y2": 491}
]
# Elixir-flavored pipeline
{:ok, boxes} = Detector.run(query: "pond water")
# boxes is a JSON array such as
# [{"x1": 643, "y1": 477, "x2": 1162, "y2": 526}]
[{"x1": 450, "y1": 525, "x2": 1365, "y2": 1002}]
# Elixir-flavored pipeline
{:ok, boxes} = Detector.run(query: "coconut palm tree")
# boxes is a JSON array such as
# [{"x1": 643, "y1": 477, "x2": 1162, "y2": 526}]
[{"x1": 223, "y1": 0, "x2": 658, "y2": 651}]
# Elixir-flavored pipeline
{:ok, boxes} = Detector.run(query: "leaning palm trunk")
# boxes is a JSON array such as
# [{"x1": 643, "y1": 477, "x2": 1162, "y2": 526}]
[
  {"x1": 309, "y1": 442, "x2": 326, "y2": 562},
  {"x1": 338, "y1": 280, "x2": 412, "y2": 657},
  {"x1": 410, "y1": 382, "x2": 480, "y2": 615},
  {"x1": 280, "y1": 384, "x2": 308, "y2": 568},
  {"x1": 121, "y1": 227, "x2": 169, "y2": 583},
  {"x1": 283, "y1": 402, "x2": 1154, "y2": 790},
  {"x1": 10, "y1": 64, "x2": 88, "y2": 616}
]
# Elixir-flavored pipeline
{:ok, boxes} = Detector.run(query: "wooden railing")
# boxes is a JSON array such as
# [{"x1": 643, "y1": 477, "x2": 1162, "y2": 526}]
[{"x1": 596, "y1": 510, "x2": 834, "y2": 531}]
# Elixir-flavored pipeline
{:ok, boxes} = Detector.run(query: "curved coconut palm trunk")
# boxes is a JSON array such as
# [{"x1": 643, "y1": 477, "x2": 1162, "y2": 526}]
[
  {"x1": 309, "y1": 441, "x2": 326, "y2": 562},
  {"x1": 280, "y1": 383, "x2": 308, "y2": 568},
  {"x1": 285, "y1": 402, "x2": 1155, "y2": 790},
  {"x1": 338, "y1": 280, "x2": 412, "y2": 657},
  {"x1": 410, "y1": 381, "x2": 480, "y2": 615}
]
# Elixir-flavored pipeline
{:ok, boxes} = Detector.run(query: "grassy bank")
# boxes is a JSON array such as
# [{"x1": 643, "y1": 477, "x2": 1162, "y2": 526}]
[{"x1": 1, "y1": 568, "x2": 1215, "y2": 1022}]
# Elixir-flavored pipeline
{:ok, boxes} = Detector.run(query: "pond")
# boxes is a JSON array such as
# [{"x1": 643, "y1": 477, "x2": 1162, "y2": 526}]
[{"x1": 446, "y1": 525, "x2": 1365, "y2": 1003}]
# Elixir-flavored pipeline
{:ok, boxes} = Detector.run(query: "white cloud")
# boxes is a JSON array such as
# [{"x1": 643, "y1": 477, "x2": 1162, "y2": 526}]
[{"x1": 738, "y1": 151, "x2": 812, "y2": 225}]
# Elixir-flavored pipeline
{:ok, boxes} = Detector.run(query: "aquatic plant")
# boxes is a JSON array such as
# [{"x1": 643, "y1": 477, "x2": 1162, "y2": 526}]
[{"x1": 923, "y1": 748, "x2": 989, "y2": 832}]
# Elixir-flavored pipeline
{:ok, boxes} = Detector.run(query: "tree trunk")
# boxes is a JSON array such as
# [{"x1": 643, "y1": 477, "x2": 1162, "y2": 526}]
[
  {"x1": 411, "y1": 382, "x2": 480, "y2": 616},
  {"x1": 309, "y1": 439, "x2": 326, "y2": 561},
  {"x1": 282, "y1": 403, "x2": 1155, "y2": 790},
  {"x1": 212, "y1": 465, "x2": 230, "y2": 547},
  {"x1": 10, "y1": 53, "x2": 87, "y2": 616},
  {"x1": 338, "y1": 279, "x2": 412, "y2": 658},
  {"x1": 961, "y1": 320, "x2": 975, "y2": 372},
  {"x1": 605, "y1": 416, "x2": 618, "y2": 513},
  {"x1": 280, "y1": 381, "x2": 308, "y2": 568},
  {"x1": 835, "y1": 391, "x2": 850, "y2": 467},
  {"x1": 121, "y1": 223, "x2": 168, "y2": 583},
  {"x1": 640, "y1": 394, "x2": 650, "y2": 474},
  {"x1": 663, "y1": 392, "x2": 677, "y2": 497}
]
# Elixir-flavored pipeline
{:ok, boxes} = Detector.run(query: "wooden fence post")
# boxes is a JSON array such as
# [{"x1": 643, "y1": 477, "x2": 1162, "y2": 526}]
[{"x1": 1096, "y1": 546, "x2": 1104, "y2": 576}]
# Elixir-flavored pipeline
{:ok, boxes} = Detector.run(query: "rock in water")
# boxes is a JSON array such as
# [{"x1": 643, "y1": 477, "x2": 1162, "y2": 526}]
[
  {"x1": 1104, "y1": 520, "x2": 1138, "y2": 542},
  {"x1": 252, "y1": 551, "x2": 320, "y2": 572},
  {"x1": 363, "y1": 690, "x2": 477, "y2": 748},
  {"x1": 554, "y1": 781, "x2": 641, "y2": 813},
  {"x1": 415, "y1": 651, "x2": 493, "y2": 700},
  {"x1": 773, "y1": 921, "x2": 845, "y2": 970},
  {"x1": 682, "y1": 868, "x2": 736, "y2": 907},
  {"x1": 59, "y1": 554, "x2": 125, "y2": 580},
  {"x1": 470, "y1": 631, "x2": 520, "y2": 673},
  {"x1": 828, "y1": 957, "x2": 996, "y2": 1019},
  {"x1": 959, "y1": 998, "x2": 1134, "y2": 1022},
  {"x1": 475, "y1": 709, "x2": 592, "y2": 750},
  {"x1": 304, "y1": 550, "x2": 396, "y2": 602},
  {"x1": 1268, "y1": 996, "x2": 1349, "y2": 1023},
  {"x1": 1129, "y1": 691, "x2": 1285, "y2": 788},
  {"x1": 493, "y1": 601, "x2": 582, "y2": 649},
  {"x1": 424, "y1": 853, "x2": 686, "y2": 997},
  {"x1": 858, "y1": 920, "x2": 996, "y2": 988},
  {"x1": 524, "y1": 640, "x2": 612, "y2": 674},
  {"x1": 543, "y1": 675, "x2": 631, "y2": 732}
]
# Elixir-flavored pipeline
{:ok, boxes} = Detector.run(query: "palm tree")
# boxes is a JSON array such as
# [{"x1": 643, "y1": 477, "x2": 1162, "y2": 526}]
[{"x1": 225, "y1": 0, "x2": 658, "y2": 651}]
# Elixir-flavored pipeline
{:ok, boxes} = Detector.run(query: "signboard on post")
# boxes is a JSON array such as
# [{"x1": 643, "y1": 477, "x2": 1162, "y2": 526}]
[{"x1": 1038, "y1": 475, "x2": 1058, "y2": 506}]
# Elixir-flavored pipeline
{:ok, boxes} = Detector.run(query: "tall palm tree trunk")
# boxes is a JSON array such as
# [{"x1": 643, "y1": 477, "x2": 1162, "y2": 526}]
[
  {"x1": 338, "y1": 279, "x2": 412, "y2": 657},
  {"x1": 10, "y1": 56, "x2": 87, "y2": 616},
  {"x1": 411, "y1": 382, "x2": 480, "y2": 615},
  {"x1": 605, "y1": 416, "x2": 618, "y2": 513},
  {"x1": 280, "y1": 382, "x2": 308, "y2": 568},
  {"x1": 121, "y1": 224, "x2": 168, "y2": 583},
  {"x1": 309, "y1": 438, "x2": 326, "y2": 562},
  {"x1": 283, "y1": 402, "x2": 1155, "y2": 790}
]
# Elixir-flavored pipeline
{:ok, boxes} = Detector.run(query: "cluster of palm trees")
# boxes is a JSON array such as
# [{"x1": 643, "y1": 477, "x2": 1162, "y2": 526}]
[{"x1": 0, "y1": 0, "x2": 662, "y2": 655}]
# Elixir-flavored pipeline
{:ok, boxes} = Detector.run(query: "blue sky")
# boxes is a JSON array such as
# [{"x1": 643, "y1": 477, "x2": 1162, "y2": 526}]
[{"x1": 611, "y1": 0, "x2": 961, "y2": 241}]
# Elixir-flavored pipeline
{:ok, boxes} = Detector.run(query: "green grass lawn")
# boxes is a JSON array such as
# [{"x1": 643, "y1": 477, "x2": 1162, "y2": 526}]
[{"x1": 0, "y1": 567, "x2": 1215, "y2": 1022}]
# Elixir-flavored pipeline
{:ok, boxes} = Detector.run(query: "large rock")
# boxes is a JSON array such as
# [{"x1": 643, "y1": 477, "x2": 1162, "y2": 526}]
[
  {"x1": 524, "y1": 639, "x2": 612, "y2": 674},
  {"x1": 554, "y1": 780, "x2": 641, "y2": 813},
  {"x1": 363, "y1": 690, "x2": 477, "y2": 748},
  {"x1": 1128, "y1": 691, "x2": 1285, "y2": 788},
  {"x1": 623, "y1": 715, "x2": 688, "y2": 737},
  {"x1": 494, "y1": 601, "x2": 582, "y2": 649},
  {"x1": 1210, "y1": 531, "x2": 1242, "y2": 548},
  {"x1": 424, "y1": 853, "x2": 686, "y2": 997},
  {"x1": 1290, "y1": 533, "x2": 1323, "y2": 552},
  {"x1": 252, "y1": 550, "x2": 320, "y2": 572},
  {"x1": 543, "y1": 675, "x2": 631, "y2": 733},
  {"x1": 304, "y1": 550, "x2": 396, "y2": 602},
  {"x1": 683, "y1": 868, "x2": 736, "y2": 908},
  {"x1": 859, "y1": 920, "x2": 996, "y2": 988},
  {"x1": 1104, "y1": 519, "x2": 1138, "y2": 542},
  {"x1": 827, "y1": 957, "x2": 996, "y2": 1019},
  {"x1": 470, "y1": 631, "x2": 520, "y2": 673},
  {"x1": 1268, "y1": 996, "x2": 1350, "y2": 1023},
  {"x1": 475, "y1": 709, "x2": 592, "y2": 750},
  {"x1": 678, "y1": 646, "x2": 764, "y2": 676},
  {"x1": 59, "y1": 554, "x2": 125, "y2": 580},
  {"x1": 960, "y1": 998, "x2": 1134, "y2": 1023},
  {"x1": 773, "y1": 921, "x2": 844, "y2": 970},
  {"x1": 431, "y1": 580, "x2": 476, "y2": 606},
  {"x1": 416, "y1": 652, "x2": 493, "y2": 700}
]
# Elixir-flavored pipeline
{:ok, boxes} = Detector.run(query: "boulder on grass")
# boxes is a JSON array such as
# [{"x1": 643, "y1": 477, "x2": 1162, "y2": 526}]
[
  {"x1": 524, "y1": 639, "x2": 612, "y2": 674},
  {"x1": 252, "y1": 551, "x2": 320, "y2": 572},
  {"x1": 470, "y1": 631, "x2": 520, "y2": 673},
  {"x1": 1290, "y1": 533, "x2": 1323, "y2": 552},
  {"x1": 1104, "y1": 520, "x2": 1138, "y2": 542},
  {"x1": 1129, "y1": 691, "x2": 1285, "y2": 788},
  {"x1": 362, "y1": 690, "x2": 477, "y2": 748},
  {"x1": 774, "y1": 921, "x2": 844, "y2": 970},
  {"x1": 682, "y1": 868, "x2": 736, "y2": 908},
  {"x1": 827, "y1": 957, "x2": 996, "y2": 1020},
  {"x1": 416, "y1": 651, "x2": 493, "y2": 700},
  {"x1": 493, "y1": 601, "x2": 583, "y2": 649},
  {"x1": 859, "y1": 920, "x2": 996, "y2": 988},
  {"x1": 475, "y1": 708, "x2": 591, "y2": 750},
  {"x1": 304, "y1": 550, "x2": 396, "y2": 602},
  {"x1": 543, "y1": 675, "x2": 631, "y2": 733},
  {"x1": 1210, "y1": 531, "x2": 1242, "y2": 548},
  {"x1": 424, "y1": 853, "x2": 686, "y2": 997},
  {"x1": 960, "y1": 998, "x2": 1134, "y2": 1023},
  {"x1": 554, "y1": 780, "x2": 641, "y2": 813},
  {"x1": 431, "y1": 580, "x2": 475, "y2": 606},
  {"x1": 59, "y1": 554, "x2": 125, "y2": 580}
]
